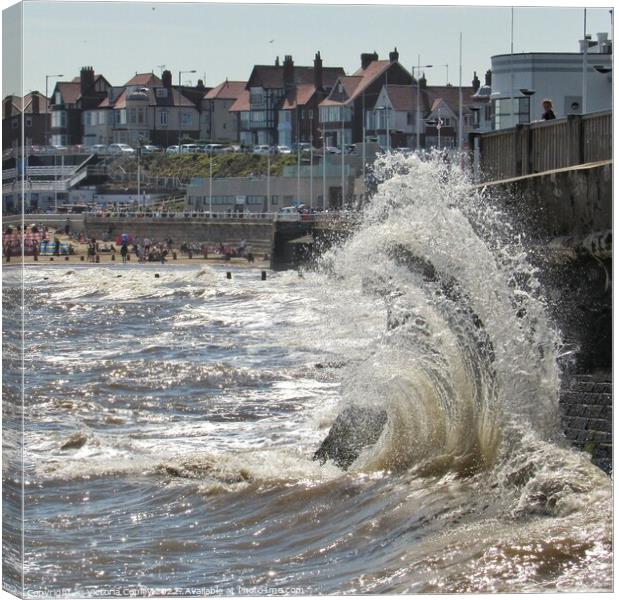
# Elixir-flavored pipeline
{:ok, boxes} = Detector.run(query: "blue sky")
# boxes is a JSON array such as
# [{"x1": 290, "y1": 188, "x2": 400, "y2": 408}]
[{"x1": 2, "y1": 1, "x2": 614, "y2": 96}]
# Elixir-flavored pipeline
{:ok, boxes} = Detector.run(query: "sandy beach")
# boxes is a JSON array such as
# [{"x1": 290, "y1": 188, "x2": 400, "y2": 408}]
[{"x1": 3, "y1": 231, "x2": 271, "y2": 269}]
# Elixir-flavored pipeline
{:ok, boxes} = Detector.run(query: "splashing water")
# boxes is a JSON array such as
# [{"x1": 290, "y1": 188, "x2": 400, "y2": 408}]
[{"x1": 318, "y1": 151, "x2": 565, "y2": 474}]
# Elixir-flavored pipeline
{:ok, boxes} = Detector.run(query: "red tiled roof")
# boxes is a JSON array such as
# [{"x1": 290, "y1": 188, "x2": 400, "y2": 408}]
[
  {"x1": 383, "y1": 85, "x2": 419, "y2": 111},
  {"x1": 205, "y1": 80, "x2": 247, "y2": 100},
  {"x1": 97, "y1": 86, "x2": 198, "y2": 109},
  {"x1": 56, "y1": 82, "x2": 81, "y2": 104},
  {"x1": 319, "y1": 76, "x2": 362, "y2": 106},
  {"x1": 3, "y1": 93, "x2": 51, "y2": 118},
  {"x1": 320, "y1": 60, "x2": 397, "y2": 107},
  {"x1": 426, "y1": 85, "x2": 477, "y2": 113},
  {"x1": 228, "y1": 89, "x2": 250, "y2": 112},
  {"x1": 248, "y1": 65, "x2": 344, "y2": 89},
  {"x1": 281, "y1": 83, "x2": 318, "y2": 110},
  {"x1": 124, "y1": 73, "x2": 162, "y2": 87}
]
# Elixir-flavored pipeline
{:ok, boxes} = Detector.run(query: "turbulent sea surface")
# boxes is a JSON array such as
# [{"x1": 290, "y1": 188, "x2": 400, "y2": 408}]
[{"x1": 2, "y1": 155, "x2": 613, "y2": 595}]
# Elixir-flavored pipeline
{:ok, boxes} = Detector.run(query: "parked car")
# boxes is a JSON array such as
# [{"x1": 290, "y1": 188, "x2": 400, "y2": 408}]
[
  {"x1": 253, "y1": 144, "x2": 274, "y2": 156},
  {"x1": 90, "y1": 144, "x2": 108, "y2": 155},
  {"x1": 180, "y1": 144, "x2": 203, "y2": 154},
  {"x1": 165, "y1": 145, "x2": 181, "y2": 155},
  {"x1": 276, "y1": 145, "x2": 292, "y2": 154},
  {"x1": 203, "y1": 143, "x2": 225, "y2": 155},
  {"x1": 293, "y1": 142, "x2": 313, "y2": 153},
  {"x1": 325, "y1": 146, "x2": 341, "y2": 154},
  {"x1": 108, "y1": 143, "x2": 135, "y2": 155},
  {"x1": 223, "y1": 145, "x2": 241, "y2": 153},
  {"x1": 48, "y1": 144, "x2": 68, "y2": 152},
  {"x1": 141, "y1": 144, "x2": 162, "y2": 154}
]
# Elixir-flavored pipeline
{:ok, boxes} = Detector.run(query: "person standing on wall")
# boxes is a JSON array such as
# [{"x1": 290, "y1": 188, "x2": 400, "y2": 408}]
[{"x1": 541, "y1": 99, "x2": 556, "y2": 120}]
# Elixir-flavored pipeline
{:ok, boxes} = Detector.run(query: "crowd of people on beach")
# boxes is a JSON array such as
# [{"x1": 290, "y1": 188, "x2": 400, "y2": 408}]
[
  {"x1": 3, "y1": 221, "x2": 266, "y2": 265},
  {"x1": 3, "y1": 223, "x2": 59, "y2": 260}
]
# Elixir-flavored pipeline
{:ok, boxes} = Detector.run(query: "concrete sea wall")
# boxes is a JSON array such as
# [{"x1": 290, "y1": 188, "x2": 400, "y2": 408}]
[{"x1": 84, "y1": 216, "x2": 274, "y2": 252}]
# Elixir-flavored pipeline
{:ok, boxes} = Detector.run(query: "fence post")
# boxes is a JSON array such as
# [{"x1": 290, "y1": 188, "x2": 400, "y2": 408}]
[
  {"x1": 566, "y1": 114, "x2": 583, "y2": 167},
  {"x1": 515, "y1": 124, "x2": 524, "y2": 177}
]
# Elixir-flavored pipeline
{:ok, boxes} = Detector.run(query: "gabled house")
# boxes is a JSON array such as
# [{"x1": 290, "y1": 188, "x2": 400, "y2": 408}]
[
  {"x1": 82, "y1": 70, "x2": 205, "y2": 147},
  {"x1": 423, "y1": 84, "x2": 478, "y2": 149},
  {"x1": 367, "y1": 83, "x2": 431, "y2": 149},
  {"x1": 203, "y1": 80, "x2": 247, "y2": 143},
  {"x1": 2, "y1": 91, "x2": 50, "y2": 149},
  {"x1": 49, "y1": 67, "x2": 111, "y2": 145},
  {"x1": 319, "y1": 49, "x2": 413, "y2": 147},
  {"x1": 234, "y1": 52, "x2": 345, "y2": 146}
]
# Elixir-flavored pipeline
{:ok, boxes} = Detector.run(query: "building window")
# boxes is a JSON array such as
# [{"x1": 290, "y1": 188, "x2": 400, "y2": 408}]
[
  {"x1": 25, "y1": 116, "x2": 32, "y2": 128},
  {"x1": 160, "y1": 111, "x2": 168, "y2": 126},
  {"x1": 250, "y1": 87, "x2": 265, "y2": 107},
  {"x1": 137, "y1": 108, "x2": 145, "y2": 124},
  {"x1": 271, "y1": 195, "x2": 279, "y2": 205},
  {"x1": 320, "y1": 105, "x2": 352, "y2": 123},
  {"x1": 246, "y1": 195, "x2": 266, "y2": 205},
  {"x1": 180, "y1": 112, "x2": 193, "y2": 127},
  {"x1": 51, "y1": 111, "x2": 66, "y2": 128}
]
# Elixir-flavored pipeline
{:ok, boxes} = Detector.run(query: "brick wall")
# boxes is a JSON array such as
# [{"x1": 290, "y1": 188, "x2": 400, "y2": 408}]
[{"x1": 559, "y1": 373, "x2": 612, "y2": 473}]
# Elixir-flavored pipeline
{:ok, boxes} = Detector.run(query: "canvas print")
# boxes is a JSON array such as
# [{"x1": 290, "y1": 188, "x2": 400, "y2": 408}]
[{"x1": 2, "y1": 1, "x2": 613, "y2": 596}]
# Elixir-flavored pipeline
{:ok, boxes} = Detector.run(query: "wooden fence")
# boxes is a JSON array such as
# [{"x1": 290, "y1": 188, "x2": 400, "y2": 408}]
[{"x1": 476, "y1": 111, "x2": 612, "y2": 182}]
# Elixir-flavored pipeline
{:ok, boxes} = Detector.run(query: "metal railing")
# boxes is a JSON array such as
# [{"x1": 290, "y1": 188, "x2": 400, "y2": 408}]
[{"x1": 84, "y1": 211, "x2": 279, "y2": 221}]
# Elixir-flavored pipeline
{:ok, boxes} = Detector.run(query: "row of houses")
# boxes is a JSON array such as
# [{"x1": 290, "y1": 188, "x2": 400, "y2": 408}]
[
  {"x1": 4, "y1": 33, "x2": 611, "y2": 152},
  {"x1": 3, "y1": 49, "x2": 491, "y2": 151}
]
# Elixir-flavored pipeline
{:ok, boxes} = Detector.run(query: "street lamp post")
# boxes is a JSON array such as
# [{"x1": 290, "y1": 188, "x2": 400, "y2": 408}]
[
  {"x1": 45, "y1": 73, "x2": 64, "y2": 148},
  {"x1": 519, "y1": 89, "x2": 535, "y2": 122},
  {"x1": 266, "y1": 150, "x2": 270, "y2": 214},
  {"x1": 178, "y1": 69, "x2": 196, "y2": 148},
  {"x1": 340, "y1": 109, "x2": 345, "y2": 208},
  {"x1": 137, "y1": 138, "x2": 142, "y2": 202},
  {"x1": 413, "y1": 59, "x2": 433, "y2": 150},
  {"x1": 209, "y1": 146, "x2": 213, "y2": 214},
  {"x1": 309, "y1": 111, "x2": 313, "y2": 208},
  {"x1": 322, "y1": 123, "x2": 327, "y2": 210},
  {"x1": 362, "y1": 91, "x2": 366, "y2": 199},
  {"x1": 296, "y1": 108, "x2": 301, "y2": 205}
]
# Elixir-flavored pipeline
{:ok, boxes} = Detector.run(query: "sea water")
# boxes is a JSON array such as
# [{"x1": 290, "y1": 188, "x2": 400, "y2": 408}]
[{"x1": 2, "y1": 153, "x2": 612, "y2": 595}]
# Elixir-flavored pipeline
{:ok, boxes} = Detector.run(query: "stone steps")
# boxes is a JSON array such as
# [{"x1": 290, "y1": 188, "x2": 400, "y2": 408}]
[{"x1": 559, "y1": 372, "x2": 612, "y2": 473}]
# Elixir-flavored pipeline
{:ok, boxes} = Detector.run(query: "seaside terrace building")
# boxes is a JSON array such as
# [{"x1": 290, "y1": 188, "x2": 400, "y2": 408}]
[
  {"x1": 82, "y1": 70, "x2": 207, "y2": 147},
  {"x1": 49, "y1": 67, "x2": 112, "y2": 146},
  {"x1": 229, "y1": 53, "x2": 345, "y2": 147},
  {"x1": 318, "y1": 49, "x2": 413, "y2": 148}
]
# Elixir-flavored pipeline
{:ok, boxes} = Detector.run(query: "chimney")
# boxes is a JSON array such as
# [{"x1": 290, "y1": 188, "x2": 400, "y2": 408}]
[
  {"x1": 80, "y1": 66, "x2": 95, "y2": 97},
  {"x1": 484, "y1": 69, "x2": 492, "y2": 87},
  {"x1": 283, "y1": 55, "x2": 294, "y2": 88},
  {"x1": 31, "y1": 93, "x2": 40, "y2": 113},
  {"x1": 275, "y1": 56, "x2": 280, "y2": 67},
  {"x1": 162, "y1": 70, "x2": 172, "y2": 88},
  {"x1": 314, "y1": 51, "x2": 323, "y2": 90},
  {"x1": 361, "y1": 51, "x2": 379, "y2": 70},
  {"x1": 197, "y1": 79, "x2": 205, "y2": 89},
  {"x1": 389, "y1": 47, "x2": 399, "y2": 63},
  {"x1": 419, "y1": 73, "x2": 427, "y2": 89},
  {"x1": 4, "y1": 97, "x2": 12, "y2": 118},
  {"x1": 472, "y1": 71, "x2": 480, "y2": 93}
]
